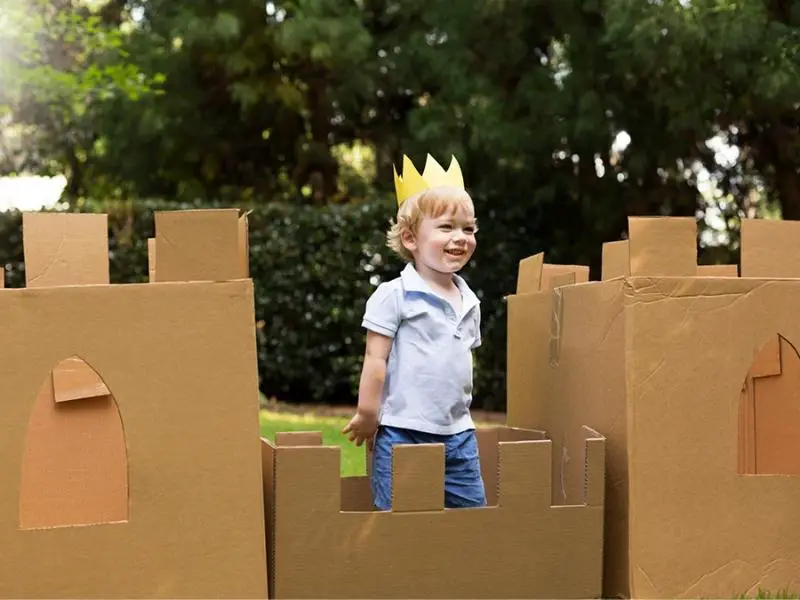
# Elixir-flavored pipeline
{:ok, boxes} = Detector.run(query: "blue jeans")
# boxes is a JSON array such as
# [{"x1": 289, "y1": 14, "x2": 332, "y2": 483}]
[{"x1": 371, "y1": 425, "x2": 487, "y2": 510}]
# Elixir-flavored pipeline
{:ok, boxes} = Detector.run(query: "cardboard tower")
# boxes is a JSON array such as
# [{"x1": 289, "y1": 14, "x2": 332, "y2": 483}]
[
  {"x1": 507, "y1": 216, "x2": 800, "y2": 598},
  {"x1": 0, "y1": 210, "x2": 267, "y2": 598}
]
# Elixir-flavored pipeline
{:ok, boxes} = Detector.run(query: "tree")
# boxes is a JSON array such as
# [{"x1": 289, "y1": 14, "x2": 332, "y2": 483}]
[{"x1": 0, "y1": 0, "x2": 162, "y2": 201}]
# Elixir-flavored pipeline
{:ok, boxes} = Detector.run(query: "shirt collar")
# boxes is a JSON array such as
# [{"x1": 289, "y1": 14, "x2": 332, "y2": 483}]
[{"x1": 400, "y1": 263, "x2": 480, "y2": 313}]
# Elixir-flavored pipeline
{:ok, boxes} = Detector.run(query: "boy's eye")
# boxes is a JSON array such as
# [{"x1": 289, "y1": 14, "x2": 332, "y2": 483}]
[{"x1": 438, "y1": 224, "x2": 453, "y2": 230}]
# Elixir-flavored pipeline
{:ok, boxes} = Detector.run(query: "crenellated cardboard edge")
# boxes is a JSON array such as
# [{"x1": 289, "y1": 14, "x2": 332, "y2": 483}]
[
  {"x1": 2, "y1": 209, "x2": 250, "y2": 290},
  {"x1": 507, "y1": 215, "x2": 800, "y2": 300}
]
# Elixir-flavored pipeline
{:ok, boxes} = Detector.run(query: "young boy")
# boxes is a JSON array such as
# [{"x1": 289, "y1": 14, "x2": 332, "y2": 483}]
[{"x1": 342, "y1": 153, "x2": 486, "y2": 511}]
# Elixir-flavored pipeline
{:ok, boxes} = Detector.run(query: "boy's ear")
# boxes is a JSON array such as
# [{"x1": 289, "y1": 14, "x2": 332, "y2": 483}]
[{"x1": 401, "y1": 229, "x2": 417, "y2": 253}]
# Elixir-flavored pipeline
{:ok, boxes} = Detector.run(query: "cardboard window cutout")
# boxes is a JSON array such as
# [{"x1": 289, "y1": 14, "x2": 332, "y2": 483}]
[
  {"x1": 739, "y1": 335, "x2": 800, "y2": 475},
  {"x1": 19, "y1": 356, "x2": 128, "y2": 530}
]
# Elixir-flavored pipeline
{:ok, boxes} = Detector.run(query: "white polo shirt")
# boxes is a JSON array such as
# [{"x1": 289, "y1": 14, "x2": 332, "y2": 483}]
[{"x1": 361, "y1": 263, "x2": 481, "y2": 435}]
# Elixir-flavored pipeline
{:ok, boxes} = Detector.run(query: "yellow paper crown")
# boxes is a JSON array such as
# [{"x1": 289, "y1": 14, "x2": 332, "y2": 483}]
[{"x1": 393, "y1": 154, "x2": 465, "y2": 206}]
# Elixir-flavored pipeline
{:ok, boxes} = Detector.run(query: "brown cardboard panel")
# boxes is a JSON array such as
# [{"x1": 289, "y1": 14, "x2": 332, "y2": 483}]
[
  {"x1": 23, "y1": 212, "x2": 109, "y2": 287},
  {"x1": 740, "y1": 218, "x2": 800, "y2": 278},
  {"x1": 392, "y1": 444, "x2": 445, "y2": 512},
  {"x1": 697, "y1": 264, "x2": 739, "y2": 277},
  {"x1": 0, "y1": 281, "x2": 267, "y2": 598},
  {"x1": 19, "y1": 358, "x2": 126, "y2": 530},
  {"x1": 516, "y1": 253, "x2": 544, "y2": 294},
  {"x1": 154, "y1": 209, "x2": 246, "y2": 283},
  {"x1": 602, "y1": 240, "x2": 630, "y2": 280},
  {"x1": 147, "y1": 237, "x2": 156, "y2": 282},
  {"x1": 506, "y1": 279, "x2": 629, "y2": 596},
  {"x1": 275, "y1": 431, "x2": 323, "y2": 446},
  {"x1": 625, "y1": 277, "x2": 800, "y2": 598},
  {"x1": 266, "y1": 426, "x2": 605, "y2": 599},
  {"x1": 52, "y1": 356, "x2": 110, "y2": 403},
  {"x1": 628, "y1": 216, "x2": 697, "y2": 276},
  {"x1": 541, "y1": 264, "x2": 589, "y2": 291}
]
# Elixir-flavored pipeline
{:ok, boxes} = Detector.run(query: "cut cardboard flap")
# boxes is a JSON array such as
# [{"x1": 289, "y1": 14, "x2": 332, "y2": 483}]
[
  {"x1": 541, "y1": 264, "x2": 589, "y2": 291},
  {"x1": 52, "y1": 356, "x2": 111, "y2": 403},
  {"x1": 23, "y1": 212, "x2": 109, "y2": 288},
  {"x1": 628, "y1": 216, "x2": 697, "y2": 277},
  {"x1": 602, "y1": 240, "x2": 630, "y2": 280},
  {"x1": 392, "y1": 444, "x2": 444, "y2": 512},
  {"x1": 740, "y1": 218, "x2": 800, "y2": 278},
  {"x1": 517, "y1": 253, "x2": 544, "y2": 294},
  {"x1": 154, "y1": 209, "x2": 249, "y2": 283}
]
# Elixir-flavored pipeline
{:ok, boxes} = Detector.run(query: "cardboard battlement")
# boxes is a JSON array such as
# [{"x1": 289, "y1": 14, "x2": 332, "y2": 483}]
[
  {"x1": 0, "y1": 209, "x2": 266, "y2": 598},
  {"x1": 508, "y1": 215, "x2": 800, "y2": 598},
  {"x1": 18, "y1": 209, "x2": 249, "y2": 288},
  {"x1": 262, "y1": 425, "x2": 606, "y2": 599}
]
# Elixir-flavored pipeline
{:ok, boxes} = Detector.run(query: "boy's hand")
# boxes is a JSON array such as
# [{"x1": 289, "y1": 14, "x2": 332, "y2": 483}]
[{"x1": 342, "y1": 410, "x2": 379, "y2": 451}]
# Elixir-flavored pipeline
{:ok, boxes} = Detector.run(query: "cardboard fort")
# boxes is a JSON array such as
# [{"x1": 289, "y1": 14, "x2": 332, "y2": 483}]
[
  {"x1": 507, "y1": 215, "x2": 800, "y2": 599},
  {"x1": 0, "y1": 210, "x2": 267, "y2": 598},
  {"x1": 262, "y1": 417, "x2": 606, "y2": 594}
]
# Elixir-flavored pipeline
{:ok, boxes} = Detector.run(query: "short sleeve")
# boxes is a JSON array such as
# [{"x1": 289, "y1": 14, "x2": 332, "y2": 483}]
[
  {"x1": 470, "y1": 304, "x2": 482, "y2": 349},
  {"x1": 362, "y1": 283, "x2": 401, "y2": 338}
]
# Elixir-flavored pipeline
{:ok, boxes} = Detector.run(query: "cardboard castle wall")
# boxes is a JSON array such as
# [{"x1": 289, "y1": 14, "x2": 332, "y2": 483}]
[
  {"x1": 262, "y1": 424, "x2": 606, "y2": 599},
  {"x1": 1, "y1": 209, "x2": 266, "y2": 598},
  {"x1": 507, "y1": 216, "x2": 800, "y2": 598}
]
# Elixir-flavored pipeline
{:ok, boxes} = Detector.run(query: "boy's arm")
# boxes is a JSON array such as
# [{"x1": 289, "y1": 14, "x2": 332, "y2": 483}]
[
  {"x1": 356, "y1": 330, "x2": 393, "y2": 419},
  {"x1": 342, "y1": 331, "x2": 393, "y2": 448}
]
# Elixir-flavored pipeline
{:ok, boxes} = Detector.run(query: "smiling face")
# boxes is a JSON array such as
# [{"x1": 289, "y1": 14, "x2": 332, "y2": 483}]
[{"x1": 399, "y1": 188, "x2": 478, "y2": 277}]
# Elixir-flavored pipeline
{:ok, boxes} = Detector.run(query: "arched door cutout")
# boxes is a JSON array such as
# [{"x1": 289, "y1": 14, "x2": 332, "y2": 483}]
[
  {"x1": 739, "y1": 335, "x2": 800, "y2": 475},
  {"x1": 19, "y1": 356, "x2": 128, "y2": 530}
]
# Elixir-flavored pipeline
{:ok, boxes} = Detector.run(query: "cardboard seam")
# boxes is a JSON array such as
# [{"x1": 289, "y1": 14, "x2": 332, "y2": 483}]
[{"x1": 549, "y1": 288, "x2": 563, "y2": 366}]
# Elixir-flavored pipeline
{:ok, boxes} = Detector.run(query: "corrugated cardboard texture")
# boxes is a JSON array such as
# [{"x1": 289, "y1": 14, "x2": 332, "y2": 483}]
[
  {"x1": 508, "y1": 215, "x2": 800, "y2": 598},
  {"x1": 23, "y1": 212, "x2": 109, "y2": 287},
  {"x1": 147, "y1": 237, "x2": 156, "y2": 282},
  {"x1": 154, "y1": 209, "x2": 248, "y2": 282},
  {"x1": 0, "y1": 281, "x2": 267, "y2": 598},
  {"x1": 264, "y1": 426, "x2": 605, "y2": 599}
]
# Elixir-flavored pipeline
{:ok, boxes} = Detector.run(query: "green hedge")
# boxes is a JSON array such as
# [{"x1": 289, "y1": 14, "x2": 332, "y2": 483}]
[{"x1": 0, "y1": 197, "x2": 523, "y2": 411}]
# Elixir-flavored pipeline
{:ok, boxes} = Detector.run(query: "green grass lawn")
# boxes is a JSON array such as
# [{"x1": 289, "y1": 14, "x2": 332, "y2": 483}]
[{"x1": 259, "y1": 410, "x2": 367, "y2": 476}]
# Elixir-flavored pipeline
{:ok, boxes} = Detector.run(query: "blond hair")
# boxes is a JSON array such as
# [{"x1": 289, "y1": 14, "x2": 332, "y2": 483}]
[{"x1": 386, "y1": 186, "x2": 476, "y2": 262}]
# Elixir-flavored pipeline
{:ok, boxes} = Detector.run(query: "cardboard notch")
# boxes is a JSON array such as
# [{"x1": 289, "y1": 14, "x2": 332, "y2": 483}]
[{"x1": 19, "y1": 356, "x2": 128, "y2": 530}]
